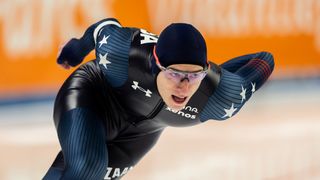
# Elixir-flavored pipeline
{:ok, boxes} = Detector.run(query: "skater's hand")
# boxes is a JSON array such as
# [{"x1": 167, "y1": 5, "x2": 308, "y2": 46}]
[{"x1": 57, "y1": 38, "x2": 84, "y2": 69}]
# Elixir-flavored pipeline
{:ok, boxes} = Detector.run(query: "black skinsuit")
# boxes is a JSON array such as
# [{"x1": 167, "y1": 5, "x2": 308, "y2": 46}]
[{"x1": 43, "y1": 18, "x2": 274, "y2": 180}]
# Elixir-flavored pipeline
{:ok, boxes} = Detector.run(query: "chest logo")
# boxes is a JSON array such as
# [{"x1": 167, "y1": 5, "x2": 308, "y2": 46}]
[
  {"x1": 131, "y1": 81, "x2": 152, "y2": 97},
  {"x1": 166, "y1": 106, "x2": 198, "y2": 119}
]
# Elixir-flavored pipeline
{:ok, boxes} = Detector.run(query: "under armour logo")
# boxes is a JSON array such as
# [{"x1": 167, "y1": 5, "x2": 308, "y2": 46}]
[{"x1": 131, "y1": 81, "x2": 152, "y2": 97}]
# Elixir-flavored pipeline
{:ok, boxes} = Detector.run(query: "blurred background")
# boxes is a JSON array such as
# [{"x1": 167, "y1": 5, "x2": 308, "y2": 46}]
[{"x1": 0, "y1": 0, "x2": 319, "y2": 179}]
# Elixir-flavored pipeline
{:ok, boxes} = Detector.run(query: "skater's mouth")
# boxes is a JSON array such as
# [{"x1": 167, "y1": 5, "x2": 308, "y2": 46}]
[{"x1": 171, "y1": 95, "x2": 187, "y2": 104}]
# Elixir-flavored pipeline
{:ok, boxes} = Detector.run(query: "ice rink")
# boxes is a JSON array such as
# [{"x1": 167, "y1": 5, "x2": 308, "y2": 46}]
[{"x1": 0, "y1": 79, "x2": 319, "y2": 180}]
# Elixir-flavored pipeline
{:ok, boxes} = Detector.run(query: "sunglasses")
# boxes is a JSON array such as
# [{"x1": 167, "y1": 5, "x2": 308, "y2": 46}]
[{"x1": 153, "y1": 46, "x2": 210, "y2": 84}]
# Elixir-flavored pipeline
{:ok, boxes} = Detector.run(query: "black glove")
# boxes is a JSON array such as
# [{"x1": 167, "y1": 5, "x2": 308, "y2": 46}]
[{"x1": 57, "y1": 38, "x2": 85, "y2": 67}]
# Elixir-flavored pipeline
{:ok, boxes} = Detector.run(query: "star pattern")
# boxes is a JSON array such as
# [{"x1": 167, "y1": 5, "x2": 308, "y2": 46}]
[
  {"x1": 251, "y1": 82, "x2": 256, "y2": 93},
  {"x1": 99, "y1": 53, "x2": 111, "y2": 69},
  {"x1": 240, "y1": 85, "x2": 247, "y2": 103},
  {"x1": 222, "y1": 103, "x2": 238, "y2": 118},
  {"x1": 98, "y1": 35, "x2": 110, "y2": 48}
]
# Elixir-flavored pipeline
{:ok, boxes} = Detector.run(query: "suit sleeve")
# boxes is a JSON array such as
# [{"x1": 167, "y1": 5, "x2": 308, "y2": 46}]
[
  {"x1": 199, "y1": 52, "x2": 274, "y2": 122},
  {"x1": 221, "y1": 51, "x2": 275, "y2": 90},
  {"x1": 57, "y1": 18, "x2": 121, "y2": 66}
]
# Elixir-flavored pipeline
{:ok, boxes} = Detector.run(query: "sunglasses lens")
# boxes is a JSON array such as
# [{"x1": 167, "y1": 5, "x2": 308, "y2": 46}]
[
  {"x1": 188, "y1": 72, "x2": 206, "y2": 82},
  {"x1": 164, "y1": 69, "x2": 207, "y2": 84},
  {"x1": 164, "y1": 70, "x2": 184, "y2": 82}
]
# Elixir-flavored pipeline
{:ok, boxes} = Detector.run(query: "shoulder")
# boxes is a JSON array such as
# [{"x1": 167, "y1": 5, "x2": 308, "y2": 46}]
[
  {"x1": 199, "y1": 52, "x2": 274, "y2": 122},
  {"x1": 199, "y1": 68, "x2": 253, "y2": 121},
  {"x1": 94, "y1": 19, "x2": 158, "y2": 87},
  {"x1": 93, "y1": 19, "x2": 135, "y2": 87},
  {"x1": 93, "y1": 18, "x2": 123, "y2": 41},
  {"x1": 93, "y1": 18, "x2": 158, "y2": 46}
]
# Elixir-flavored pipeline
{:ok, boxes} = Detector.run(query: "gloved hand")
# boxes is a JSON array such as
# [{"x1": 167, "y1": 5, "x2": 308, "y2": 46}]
[{"x1": 57, "y1": 38, "x2": 85, "y2": 69}]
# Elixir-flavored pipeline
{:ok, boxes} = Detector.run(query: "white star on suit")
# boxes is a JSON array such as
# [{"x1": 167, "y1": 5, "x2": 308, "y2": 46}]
[
  {"x1": 99, "y1": 53, "x2": 111, "y2": 69},
  {"x1": 240, "y1": 85, "x2": 247, "y2": 103},
  {"x1": 222, "y1": 103, "x2": 238, "y2": 118},
  {"x1": 98, "y1": 35, "x2": 110, "y2": 48},
  {"x1": 251, "y1": 82, "x2": 256, "y2": 93}
]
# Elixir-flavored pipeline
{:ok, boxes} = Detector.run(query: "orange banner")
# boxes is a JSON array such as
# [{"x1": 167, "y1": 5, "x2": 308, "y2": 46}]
[{"x1": 1, "y1": 0, "x2": 319, "y2": 97}]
